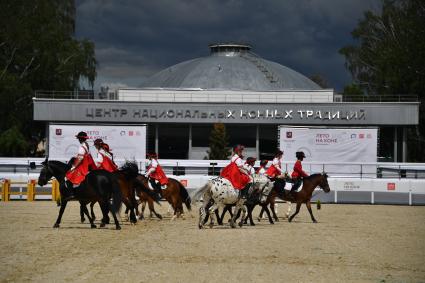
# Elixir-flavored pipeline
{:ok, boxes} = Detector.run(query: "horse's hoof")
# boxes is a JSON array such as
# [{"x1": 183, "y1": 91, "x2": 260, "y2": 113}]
[
  {"x1": 198, "y1": 224, "x2": 203, "y2": 229},
  {"x1": 157, "y1": 215, "x2": 163, "y2": 220},
  {"x1": 116, "y1": 225, "x2": 121, "y2": 230},
  {"x1": 288, "y1": 218, "x2": 293, "y2": 223},
  {"x1": 270, "y1": 221, "x2": 274, "y2": 225},
  {"x1": 100, "y1": 223, "x2": 106, "y2": 228},
  {"x1": 53, "y1": 223, "x2": 60, "y2": 228},
  {"x1": 229, "y1": 221, "x2": 236, "y2": 228},
  {"x1": 313, "y1": 220, "x2": 317, "y2": 223},
  {"x1": 257, "y1": 217, "x2": 261, "y2": 222},
  {"x1": 81, "y1": 218, "x2": 85, "y2": 223},
  {"x1": 238, "y1": 222, "x2": 244, "y2": 227},
  {"x1": 91, "y1": 224, "x2": 97, "y2": 229}
]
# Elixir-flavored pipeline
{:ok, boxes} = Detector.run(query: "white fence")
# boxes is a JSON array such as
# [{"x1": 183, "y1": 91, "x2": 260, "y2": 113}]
[{"x1": 1, "y1": 158, "x2": 425, "y2": 204}]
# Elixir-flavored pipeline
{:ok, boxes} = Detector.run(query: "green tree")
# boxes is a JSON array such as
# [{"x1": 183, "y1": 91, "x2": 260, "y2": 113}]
[
  {"x1": 207, "y1": 123, "x2": 231, "y2": 160},
  {"x1": 339, "y1": 0, "x2": 425, "y2": 161},
  {"x1": 309, "y1": 74, "x2": 330, "y2": 89},
  {"x1": 0, "y1": 126, "x2": 28, "y2": 156},
  {"x1": 0, "y1": 0, "x2": 96, "y2": 156}
]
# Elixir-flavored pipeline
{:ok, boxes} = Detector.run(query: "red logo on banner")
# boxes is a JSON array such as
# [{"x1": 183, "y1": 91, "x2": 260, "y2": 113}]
[
  {"x1": 286, "y1": 132, "x2": 292, "y2": 138},
  {"x1": 56, "y1": 129, "x2": 62, "y2": 135},
  {"x1": 359, "y1": 134, "x2": 365, "y2": 139},
  {"x1": 180, "y1": 180, "x2": 188, "y2": 187},
  {"x1": 129, "y1": 131, "x2": 133, "y2": 136},
  {"x1": 387, "y1": 183, "x2": 396, "y2": 190}
]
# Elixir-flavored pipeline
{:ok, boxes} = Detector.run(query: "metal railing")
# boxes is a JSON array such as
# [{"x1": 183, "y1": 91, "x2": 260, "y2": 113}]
[{"x1": 1, "y1": 158, "x2": 425, "y2": 179}]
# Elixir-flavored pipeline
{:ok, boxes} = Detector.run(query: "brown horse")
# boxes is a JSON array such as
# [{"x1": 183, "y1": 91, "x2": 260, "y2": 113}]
[
  {"x1": 133, "y1": 186, "x2": 163, "y2": 220},
  {"x1": 284, "y1": 173, "x2": 330, "y2": 223},
  {"x1": 134, "y1": 175, "x2": 192, "y2": 220},
  {"x1": 79, "y1": 162, "x2": 157, "y2": 224}
]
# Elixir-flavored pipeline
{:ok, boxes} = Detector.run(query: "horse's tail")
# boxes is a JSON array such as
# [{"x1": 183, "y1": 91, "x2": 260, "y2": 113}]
[
  {"x1": 191, "y1": 181, "x2": 211, "y2": 203},
  {"x1": 110, "y1": 177, "x2": 123, "y2": 214},
  {"x1": 177, "y1": 180, "x2": 191, "y2": 211}
]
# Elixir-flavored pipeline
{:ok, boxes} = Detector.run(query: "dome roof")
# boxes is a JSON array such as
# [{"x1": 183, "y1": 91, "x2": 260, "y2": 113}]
[{"x1": 140, "y1": 44, "x2": 321, "y2": 91}]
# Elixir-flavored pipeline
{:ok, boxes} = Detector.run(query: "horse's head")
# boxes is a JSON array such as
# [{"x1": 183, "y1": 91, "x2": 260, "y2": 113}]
[
  {"x1": 38, "y1": 158, "x2": 52, "y2": 186},
  {"x1": 318, "y1": 173, "x2": 331, "y2": 193},
  {"x1": 120, "y1": 161, "x2": 139, "y2": 179}
]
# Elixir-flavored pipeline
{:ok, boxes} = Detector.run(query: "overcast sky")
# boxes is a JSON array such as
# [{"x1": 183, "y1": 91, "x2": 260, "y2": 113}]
[{"x1": 75, "y1": 0, "x2": 380, "y2": 92}]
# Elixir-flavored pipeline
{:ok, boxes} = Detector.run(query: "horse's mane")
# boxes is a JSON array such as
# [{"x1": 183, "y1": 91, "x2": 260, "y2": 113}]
[
  {"x1": 46, "y1": 160, "x2": 70, "y2": 170},
  {"x1": 119, "y1": 161, "x2": 139, "y2": 179},
  {"x1": 305, "y1": 173, "x2": 326, "y2": 180}
]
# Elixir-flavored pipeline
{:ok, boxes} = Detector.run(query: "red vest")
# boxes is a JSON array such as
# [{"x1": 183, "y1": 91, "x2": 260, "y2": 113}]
[
  {"x1": 266, "y1": 164, "x2": 280, "y2": 178},
  {"x1": 291, "y1": 160, "x2": 308, "y2": 179},
  {"x1": 65, "y1": 147, "x2": 94, "y2": 185},
  {"x1": 98, "y1": 152, "x2": 118, "y2": 173},
  {"x1": 148, "y1": 162, "x2": 168, "y2": 185},
  {"x1": 220, "y1": 157, "x2": 250, "y2": 190}
]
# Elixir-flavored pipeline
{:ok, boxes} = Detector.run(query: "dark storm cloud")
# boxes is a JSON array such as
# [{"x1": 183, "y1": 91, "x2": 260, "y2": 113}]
[{"x1": 75, "y1": 0, "x2": 380, "y2": 91}]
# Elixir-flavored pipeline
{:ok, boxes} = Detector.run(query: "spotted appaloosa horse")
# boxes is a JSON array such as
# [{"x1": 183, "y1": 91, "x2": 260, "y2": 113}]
[{"x1": 192, "y1": 175, "x2": 272, "y2": 229}]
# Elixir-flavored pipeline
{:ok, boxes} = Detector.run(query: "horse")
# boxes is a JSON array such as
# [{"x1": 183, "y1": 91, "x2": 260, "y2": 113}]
[
  {"x1": 257, "y1": 178, "x2": 293, "y2": 222},
  {"x1": 192, "y1": 175, "x2": 272, "y2": 229},
  {"x1": 134, "y1": 185, "x2": 163, "y2": 220},
  {"x1": 37, "y1": 158, "x2": 123, "y2": 230},
  {"x1": 79, "y1": 162, "x2": 157, "y2": 224},
  {"x1": 134, "y1": 175, "x2": 192, "y2": 220},
  {"x1": 283, "y1": 173, "x2": 330, "y2": 223}
]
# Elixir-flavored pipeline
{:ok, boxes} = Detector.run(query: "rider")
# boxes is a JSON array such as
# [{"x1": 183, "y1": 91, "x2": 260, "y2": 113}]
[
  {"x1": 265, "y1": 150, "x2": 284, "y2": 179},
  {"x1": 256, "y1": 160, "x2": 268, "y2": 176},
  {"x1": 93, "y1": 138, "x2": 118, "y2": 173},
  {"x1": 265, "y1": 150, "x2": 286, "y2": 196},
  {"x1": 65, "y1": 131, "x2": 94, "y2": 199},
  {"x1": 290, "y1": 151, "x2": 309, "y2": 198},
  {"x1": 244, "y1": 157, "x2": 257, "y2": 176},
  {"x1": 220, "y1": 145, "x2": 252, "y2": 199},
  {"x1": 145, "y1": 152, "x2": 168, "y2": 194}
]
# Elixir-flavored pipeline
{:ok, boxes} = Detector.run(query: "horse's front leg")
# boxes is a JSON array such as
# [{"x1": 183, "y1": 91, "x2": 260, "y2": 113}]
[
  {"x1": 263, "y1": 204, "x2": 274, "y2": 224},
  {"x1": 54, "y1": 200, "x2": 68, "y2": 228},
  {"x1": 81, "y1": 202, "x2": 96, "y2": 228},
  {"x1": 288, "y1": 202, "x2": 302, "y2": 222},
  {"x1": 79, "y1": 202, "x2": 85, "y2": 223},
  {"x1": 305, "y1": 200, "x2": 317, "y2": 223},
  {"x1": 90, "y1": 201, "x2": 96, "y2": 221},
  {"x1": 238, "y1": 203, "x2": 247, "y2": 227}
]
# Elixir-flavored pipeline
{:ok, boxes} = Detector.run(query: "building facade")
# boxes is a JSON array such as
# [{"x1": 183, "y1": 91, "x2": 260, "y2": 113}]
[{"x1": 33, "y1": 44, "x2": 419, "y2": 161}]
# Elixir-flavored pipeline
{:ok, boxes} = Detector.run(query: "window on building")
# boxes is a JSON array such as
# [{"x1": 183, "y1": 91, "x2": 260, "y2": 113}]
[
  {"x1": 227, "y1": 125, "x2": 256, "y2": 148},
  {"x1": 192, "y1": 124, "x2": 213, "y2": 147},
  {"x1": 158, "y1": 124, "x2": 189, "y2": 159},
  {"x1": 259, "y1": 125, "x2": 277, "y2": 160}
]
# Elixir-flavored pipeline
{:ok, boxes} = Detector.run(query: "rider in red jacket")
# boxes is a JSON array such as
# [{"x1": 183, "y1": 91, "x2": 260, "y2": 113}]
[
  {"x1": 291, "y1": 151, "x2": 309, "y2": 197},
  {"x1": 93, "y1": 138, "x2": 118, "y2": 173}
]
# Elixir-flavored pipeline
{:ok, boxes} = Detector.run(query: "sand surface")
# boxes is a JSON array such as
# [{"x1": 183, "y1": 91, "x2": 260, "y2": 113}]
[{"x1": 0, "y1": 201, "x2": 424, "y2": 283}]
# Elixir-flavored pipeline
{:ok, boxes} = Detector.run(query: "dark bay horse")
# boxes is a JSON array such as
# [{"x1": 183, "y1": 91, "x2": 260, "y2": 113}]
[
  {"x1": 134, "y1": 175, "x2": 192, "y2": 220},
  {"x1": 134, "y1": 185, "x2": 163, "y2": 220},
  {"x1": 284, "y1": 173, "x2": 330, "y2": 223},
  {"x1": 37, "y1": 158, "x2": 123, "y2": 230},
  {"x1": 80, "y1": 162, "x2": 157, "y2": 224}
]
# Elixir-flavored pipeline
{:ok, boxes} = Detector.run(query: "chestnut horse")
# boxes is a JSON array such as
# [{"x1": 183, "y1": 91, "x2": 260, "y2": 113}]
[{"x1": 134, "y1": 175, "x2": 192, "y2": 220}]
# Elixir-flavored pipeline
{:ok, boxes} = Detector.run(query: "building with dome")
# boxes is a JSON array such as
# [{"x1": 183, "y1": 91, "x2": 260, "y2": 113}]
[{"x1": 33, "y1": 43, "x2": 419, "y2": 162}]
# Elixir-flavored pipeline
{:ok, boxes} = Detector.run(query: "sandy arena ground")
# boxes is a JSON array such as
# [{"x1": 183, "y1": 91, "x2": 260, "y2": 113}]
[{"x1": 0, "y1": 201, "x2": 424, "y2": 283}]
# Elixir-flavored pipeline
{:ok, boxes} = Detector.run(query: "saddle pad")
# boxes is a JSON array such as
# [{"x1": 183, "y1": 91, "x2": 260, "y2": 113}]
[{"x1": 284, "y1": 182, "x2": 303, "y2": 192}]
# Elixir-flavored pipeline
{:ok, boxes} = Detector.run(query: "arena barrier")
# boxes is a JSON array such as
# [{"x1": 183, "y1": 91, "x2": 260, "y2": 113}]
[{"x1": 1, "y1": 179, "x2": 60, "y2": 202}]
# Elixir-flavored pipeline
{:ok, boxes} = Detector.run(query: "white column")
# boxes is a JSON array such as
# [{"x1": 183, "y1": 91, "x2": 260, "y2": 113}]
[
  {"x1": 393, "y1": 127, "x2": 398, "y2": 162},
  {"x1": 188, "y1": 124, "x2": 192, "y2": 159},
  {"x1": 155, "y1": 124, "x2": 159, "y2": 154},
  {"x1": 256, "y1": 125, "x2": 259, "y2": 159},
  {"x1": 402, "y1": 127, "x2": 407, "y2": 162}
]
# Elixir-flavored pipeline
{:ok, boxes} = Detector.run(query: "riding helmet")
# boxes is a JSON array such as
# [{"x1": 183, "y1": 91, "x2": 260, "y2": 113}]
[
  {"x1": 75, "y1": 131, "x2": 88, "y2": 140},
  {"x1": 93, "y1": 138, "x2": 103, "y2": 146},
  {"x1": 296, "y1": 151, "x2": 306, "y2": 159}
]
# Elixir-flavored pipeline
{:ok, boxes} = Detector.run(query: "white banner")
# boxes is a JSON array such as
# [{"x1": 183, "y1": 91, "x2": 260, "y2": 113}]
[
  {"x1": 279, "y1": 127, "x2": 378, "y2": 175},
  {"x1": 48, "y1": 124, "x2": 146, "y2": 161}
]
